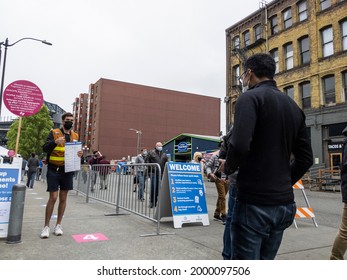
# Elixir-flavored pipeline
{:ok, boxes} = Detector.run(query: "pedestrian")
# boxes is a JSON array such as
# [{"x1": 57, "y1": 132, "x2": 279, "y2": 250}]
[
  {"x1": 205, "y1": 147, "x2": 228, "y2": 225},
  {"x1": 40, "y1": 112, "x2": 83, "y2": 238},
  {"x1": 135, "y1": 148, "x2": 148, "y2": 201},
  {"x1": 88, "y1": 150, "x2": 104, "y2": 192},
  {"x1": 225, "y1": 53, "x2": 313, "y2": 260},
  {"x1": 218, "y1": 127, "x2": 238, "y2": 260},
  {"x1": 98, "y1": 156, "x2": 111, "y2": 190},
  {"x1": 330, "y1": 125, "x2": 347, "y2": 260},
  {"x1": 26, "y1": 152, "x2": 39, "y2": 188},
  {"x1": 21, "y1": 157, "x2": 28, "y2": 182},
  {"x1": 40, "y1": 158, "x2": 48, "y2": 183},
  {"x1": 191, "y1": 151, "x2": 206, "y2": 175},
  {"x1": 145, "y1": 142, "x2": 168, "y2": 208}
]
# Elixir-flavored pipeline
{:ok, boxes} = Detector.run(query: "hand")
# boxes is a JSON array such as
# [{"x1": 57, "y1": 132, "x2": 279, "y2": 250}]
[
  {"x1": 208, "y1": 173, "x2": 217, "y2": 181},
  {"x1": 218, "y1": 159, "x2": 225, "y2": 173},
  {"x1": 55, "y1": 137, "x2": 65, "y2": 145}
]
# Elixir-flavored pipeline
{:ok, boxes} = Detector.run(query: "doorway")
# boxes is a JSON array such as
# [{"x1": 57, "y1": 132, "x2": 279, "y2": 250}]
[{"x1": 330, "y1": 153, "x2": 342, "y2": 169}]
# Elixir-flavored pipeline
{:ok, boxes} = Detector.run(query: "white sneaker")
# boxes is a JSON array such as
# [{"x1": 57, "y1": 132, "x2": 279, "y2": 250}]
[
  {"x1": 54, "y1": 224, "x2": 63, "y2": 236},
  {"x1": 40, "y1": 226, "x2": 50, "y2": 239}
]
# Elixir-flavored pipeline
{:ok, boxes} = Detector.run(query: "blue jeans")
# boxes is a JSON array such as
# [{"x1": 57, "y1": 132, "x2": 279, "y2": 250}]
[
  {"x1": 222, "y1": 182, "x2": 238, "y2": 260},
  {"x1": 27, "y1": 171, "x2": 37, "y2": 188},
  {"x1": 231, "y1": 201, "x2": 296, "y2": 260},
  {"x1": 137, "y1": 172, "x2": 146, "y2": 199}
]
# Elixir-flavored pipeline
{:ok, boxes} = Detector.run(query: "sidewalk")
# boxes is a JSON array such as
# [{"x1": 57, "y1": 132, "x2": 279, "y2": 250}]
[{"x1": 0, "y1": 179, "x2": 336, "y2": 260}]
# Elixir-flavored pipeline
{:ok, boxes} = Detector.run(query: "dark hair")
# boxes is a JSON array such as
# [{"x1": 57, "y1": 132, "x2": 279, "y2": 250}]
[
  {"x1": 31, "y1": 152, "x2": 35, "y2": 157},
  {"x1": 62, "y1": 112, "x2": 73, "y2": 121},
  {"x1": 244, "y1": 53, "x2": 276, "y2": 79}
]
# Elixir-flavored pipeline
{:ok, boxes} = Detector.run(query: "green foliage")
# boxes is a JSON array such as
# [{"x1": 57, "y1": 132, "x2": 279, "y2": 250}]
[{"x1": 6, "y1": 105, "x2": 53, "y2": 159}]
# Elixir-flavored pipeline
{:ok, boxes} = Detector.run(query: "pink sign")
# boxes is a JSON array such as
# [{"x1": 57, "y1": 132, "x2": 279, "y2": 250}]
[
  {"x1": 3, "y1": 80, "x2": 44, "y2": 117},
  {"x1": 72, "y1": 233, "x2": 109, "y2": 243},
  {"x1": 7, "y1": 150, "x2": 15, "y2": 157}
]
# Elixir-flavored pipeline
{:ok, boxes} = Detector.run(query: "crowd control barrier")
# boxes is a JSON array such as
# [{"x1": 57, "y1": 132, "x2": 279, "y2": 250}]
[{"x1": 73, "y1": 163, "x2": 174, "y2": 237}]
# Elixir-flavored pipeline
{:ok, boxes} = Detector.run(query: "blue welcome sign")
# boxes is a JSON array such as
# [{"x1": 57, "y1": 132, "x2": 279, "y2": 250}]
[{"x1": 166, "y1": 162, "x2": 209, "y2": 228}]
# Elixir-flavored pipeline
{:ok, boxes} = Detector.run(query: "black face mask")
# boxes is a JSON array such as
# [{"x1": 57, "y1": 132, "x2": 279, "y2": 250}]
[
  {"x1": 63, "y1": 121, "x2": 73, "y2": 130},
  {"x1": 197, "y1": 157, "x2": 202, "y2": 162}
]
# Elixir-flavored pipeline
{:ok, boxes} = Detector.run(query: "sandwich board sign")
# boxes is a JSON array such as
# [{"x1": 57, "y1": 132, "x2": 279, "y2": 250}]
[{"x1": 158, "y1": 162, "x2": 209, "y2": 228}]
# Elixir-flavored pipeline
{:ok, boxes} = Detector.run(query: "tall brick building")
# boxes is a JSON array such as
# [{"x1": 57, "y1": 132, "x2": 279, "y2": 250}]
[
  {"x1": 225, "y1": 0, "x2": 347, "y2": 169},
  {"x1": 73, "y1": 79, "x2": 220, "y2": 160}
]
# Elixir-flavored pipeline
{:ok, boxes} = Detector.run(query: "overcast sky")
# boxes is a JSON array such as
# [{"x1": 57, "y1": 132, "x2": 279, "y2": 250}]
[{"x1": 1, "y1": 0, "x2": 263, "y2": 133}]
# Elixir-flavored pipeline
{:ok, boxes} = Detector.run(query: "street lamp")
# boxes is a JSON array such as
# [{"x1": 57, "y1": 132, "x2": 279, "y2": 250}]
[
  {"x1": 82, "y1": 145, "x2": 89, "y2": 162},
  {"x1": 129, "y1": 128, "x2": 142, "y2": 155},
  {"x1": 0, "y1": 37, "x2": 53, "y2": 117}
]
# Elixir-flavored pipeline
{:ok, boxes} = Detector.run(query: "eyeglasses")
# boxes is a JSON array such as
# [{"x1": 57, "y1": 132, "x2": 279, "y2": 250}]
[{"x1": 237, "y1": 70, "x2": 248, "y2": 84}]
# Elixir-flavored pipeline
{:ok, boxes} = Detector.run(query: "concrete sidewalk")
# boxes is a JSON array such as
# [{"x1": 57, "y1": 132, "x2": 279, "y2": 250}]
[{"x1": 0, "y1": 179, "x2": 336, "y2": 260}]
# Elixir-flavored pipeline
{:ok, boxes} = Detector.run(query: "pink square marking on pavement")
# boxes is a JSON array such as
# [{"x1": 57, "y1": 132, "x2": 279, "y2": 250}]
[{"x1": 72, "y1": 233, "x2": 109, "y2": 243}]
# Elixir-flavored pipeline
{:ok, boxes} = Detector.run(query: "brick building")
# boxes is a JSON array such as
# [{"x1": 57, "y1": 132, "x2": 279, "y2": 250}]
[
  {"x1": 73, "y1": 79, "x2": 220, "y2": 160},
  {"x1": 225, "y1": 0, "x2": 347, "y2": 170}
]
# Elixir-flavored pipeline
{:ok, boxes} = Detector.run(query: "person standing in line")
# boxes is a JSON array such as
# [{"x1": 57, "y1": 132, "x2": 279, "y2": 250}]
[
  {"x1": 225, "y1": 53, "x2": 313, "y2": 260},
  {"x1": 88, "y1": 150, "x2": 104, "y2": 191},
  {"x1": 40, "y1": 112, "x2": 83, "y2": 238},
  {"x1": 98, "y1": 156, "x2": 111, "y2": 190},
  {"x1": 145, "y1": 142, "x2": 168, "y2": 208},
  {"x1": 330, "y1": 125, "x2": 347, "y2": 260},
  {"x1": 218, "y1": 128, "x2": 238, "y2": 259},
  {"x1": 135, "y1": 148, "x2": 148, "y2": 201},
  {"x1": 205, "y1": 147, "x2": 229, "y2": 225},
  {"x1": 26, "y1": 152, "x2": 39, "y2": 188}
]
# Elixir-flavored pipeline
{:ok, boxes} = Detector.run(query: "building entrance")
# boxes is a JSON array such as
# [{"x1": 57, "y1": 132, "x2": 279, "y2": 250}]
[{"x1": 330, "y1": 153, "x2": 342, "y2": 170}]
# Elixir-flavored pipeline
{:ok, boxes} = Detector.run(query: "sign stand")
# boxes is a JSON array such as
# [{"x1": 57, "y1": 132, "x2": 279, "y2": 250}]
[
  {"x1": 293, "y1": 180, "x2": 318, "y2": 228},
  {"x1": 157, "y1": 162, "x2": 209, "y2": 229}
]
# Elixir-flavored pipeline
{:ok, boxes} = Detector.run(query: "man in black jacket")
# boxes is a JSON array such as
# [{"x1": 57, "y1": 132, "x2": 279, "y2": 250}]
[
  {"x1": 145, "y1": 142, "x2": 168, "y2": 208},
  {"x1": 225, "y1": 53, "x2": 313, "y2": 260}
]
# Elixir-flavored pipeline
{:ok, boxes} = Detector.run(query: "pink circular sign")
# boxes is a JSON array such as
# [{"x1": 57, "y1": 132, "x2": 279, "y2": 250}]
[{"x1": 3, "y1": 80, "x2": 44, "y2": 117}]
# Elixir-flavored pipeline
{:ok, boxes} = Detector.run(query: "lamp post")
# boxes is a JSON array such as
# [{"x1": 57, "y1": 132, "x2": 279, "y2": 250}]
[
  {"x1": 0, "y1": 37, "x2": 52, "y2": 117},
  {"x1": 129, "y1": 128, "x2": 142, "y2": 155}
]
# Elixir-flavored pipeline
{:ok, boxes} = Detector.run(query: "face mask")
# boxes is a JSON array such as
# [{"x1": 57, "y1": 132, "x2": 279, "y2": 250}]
[
  {"x1": 241, "y1": 70, "x2": 250, "y2": 93},
  {"x1": 63, "y1": 121, "x2": 73, "y2": 130},
  {"x1": 143, "y1": 151, "x2": 148, "y2": 156},
  {"x1": 156, "y1": 146, "x2": 163, "y2": 151},
  {"x1": 197, "y1": 157, "x2": 202, "y2": 162}
]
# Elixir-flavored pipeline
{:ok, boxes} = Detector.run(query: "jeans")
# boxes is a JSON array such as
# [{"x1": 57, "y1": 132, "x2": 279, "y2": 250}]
[
  {"x1": 330, "y1": 203, "x2": 347, "y2": 260},
  {"x1": 150, "y1": 173, "x2": 159, "y2": 206},
  {"x1": 137, "y1": 172, "x2": 146, "y2": 199},
  {"x1": 222, "y1": 182, "x2": 238, "y2": 260},
  {"x1": 231, "y1": 201, "x2": 296, "y2": 260},
  {"x1": 27, "y1": 171, "x2": 37, "y2": 188}
]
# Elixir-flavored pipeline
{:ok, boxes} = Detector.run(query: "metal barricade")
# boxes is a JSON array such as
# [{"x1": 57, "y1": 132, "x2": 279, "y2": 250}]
[{"x1": 73, "y1": 162, "x2": 173, "y2": 236}]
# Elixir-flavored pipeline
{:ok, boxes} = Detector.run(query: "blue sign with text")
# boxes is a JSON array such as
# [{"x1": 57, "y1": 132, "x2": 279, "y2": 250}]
[{"x1": 167, "y1": 162, "x2": 207, "y2": 216}]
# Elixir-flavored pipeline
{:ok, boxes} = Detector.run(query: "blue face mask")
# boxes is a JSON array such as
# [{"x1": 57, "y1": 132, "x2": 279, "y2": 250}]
[{"x1": 156, "y1": 146, "x2": 163, "y2": 151}]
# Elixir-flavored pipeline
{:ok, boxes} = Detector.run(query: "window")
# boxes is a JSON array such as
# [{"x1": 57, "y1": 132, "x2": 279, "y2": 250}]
[
  {"x1": 232, "y1": 65, "x2": 240, "y2": 85},
  {"x1": 299, "y1": 36, "x2": 310, "y2": 65},
  {"x1": 233, "y1": 36, "x2": 240, "y2": 49},
  {"x1": 270, "y1": 48, "x2": 279, "y2": 73},
  {"x1": 243, "y1": 30, "x2": 250, "y2": 47},
  {"x1": 254, "y1": 24, "x2": 262, "y2": 40},
  {"x1": 270, "y1": 16, "x2": 278, "y2": 35},
  {"x1": 284, "y1": 43, "x2": 294, "y2": 70},
  {"x1": 283, "y1": 8, "x2": 292, "y2": 29},
  {"x1": 321, "y1": 26, "x2": 334, "y2": 57},
  {"x1": 284, "y1": 86, "x2": 294, "y2": 99},
  {"x1": 323, "y1": 75, "x2": 335, "y2": 105},
  {"x1": 297, "y1": 1, "x2": 308, "y2": 22},
  {"x1": 341, "y1": 20, "x2": 347, "y2": 51},
  {"x1": 320, "y1": 0, "x2": 331, "y2": 11},
  {"x1": 300, "y1": 82, "x2": 311, "y2": 109},
  {"x1": 342, "y1": 71, "x2": 347, "y2": 102}
]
